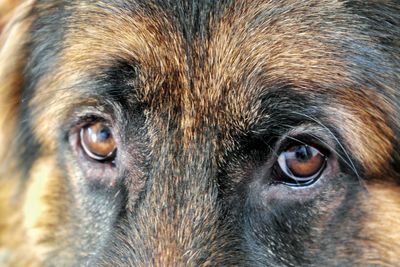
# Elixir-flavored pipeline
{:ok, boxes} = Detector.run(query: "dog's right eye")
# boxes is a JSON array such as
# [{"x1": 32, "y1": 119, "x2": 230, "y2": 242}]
[
  {"x1": 80, "y1": 122, "x2": 117, "y2": 162},
  {"x1": 274, "y1": 144, "x2": 327, "y2": 187}
]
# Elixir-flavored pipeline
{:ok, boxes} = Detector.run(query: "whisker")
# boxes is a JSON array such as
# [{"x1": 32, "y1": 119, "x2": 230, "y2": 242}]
[
  {"x1": 278, "y1": 124, "x2": 361, "y2": 178},
  {"x1": 288, "y1": 111, "x2": 365, "y2": 190}
]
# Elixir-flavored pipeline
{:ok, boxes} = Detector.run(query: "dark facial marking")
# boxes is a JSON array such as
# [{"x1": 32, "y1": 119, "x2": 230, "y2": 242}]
[{"x1": 0, "y1": 1, "x2": 399, "y2": 266}]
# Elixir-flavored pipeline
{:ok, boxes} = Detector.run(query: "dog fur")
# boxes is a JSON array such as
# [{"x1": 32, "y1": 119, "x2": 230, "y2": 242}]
[{"x1": 0, "y1": 1, "x2": 399, "y2": 266}]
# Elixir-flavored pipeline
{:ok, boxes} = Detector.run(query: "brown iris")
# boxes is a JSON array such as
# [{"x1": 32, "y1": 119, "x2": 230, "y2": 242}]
[
  {"x1": 80, "y1": 122, "x2": 116, "y2": 161},
  {"x1": 277, "y1": 144, "x2": 326, "y2": 185}
]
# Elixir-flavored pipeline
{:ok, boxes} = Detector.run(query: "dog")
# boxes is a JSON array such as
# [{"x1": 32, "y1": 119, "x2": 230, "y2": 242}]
[{"x1": 0, "y1": 1, "x2": 399, "y2": 266}]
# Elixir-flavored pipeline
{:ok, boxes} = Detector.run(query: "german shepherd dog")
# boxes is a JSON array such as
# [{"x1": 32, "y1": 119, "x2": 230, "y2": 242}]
[{"x1": 0, "y1": 1, "x2": 399, "y2": 266}]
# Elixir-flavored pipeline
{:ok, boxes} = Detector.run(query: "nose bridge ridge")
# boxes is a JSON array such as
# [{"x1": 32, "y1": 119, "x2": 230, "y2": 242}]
[{"x1": 131, "y1": 132, "x2": 220, "y2": 266}]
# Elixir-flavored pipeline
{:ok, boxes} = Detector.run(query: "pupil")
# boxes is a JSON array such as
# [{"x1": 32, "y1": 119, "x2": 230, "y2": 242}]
[
  {"x1": 98, "y1": 128, "x2": 111, "y2": 141},
  {"x1": 295, "y1": 146, "x2": 311, "y2": 162}
]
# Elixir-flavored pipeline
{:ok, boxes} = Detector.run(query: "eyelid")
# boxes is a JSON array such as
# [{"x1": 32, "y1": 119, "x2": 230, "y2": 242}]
[
  {"x1": 275, "y1": 136, "x2": 328, "y2": 158},
  {"x1": 272, "y1": 125, "x2": 334, "y2": 157}
]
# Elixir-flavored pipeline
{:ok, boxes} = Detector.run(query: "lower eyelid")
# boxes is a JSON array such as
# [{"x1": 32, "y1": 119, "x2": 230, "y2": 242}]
[{"x1": 264, "y1": 154, "x2": 339, "y2": 200}]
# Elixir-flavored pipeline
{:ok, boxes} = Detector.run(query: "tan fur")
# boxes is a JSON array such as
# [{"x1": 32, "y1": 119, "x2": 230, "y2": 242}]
[
  {"x1": 0, "y1": 0, "x2": 33, "y2": 169},
  {"x1": 23, "y1": 156, "x2": 76, "y2": 265},
  {"x1": 361, "y1": 182, "x2": 400, "y2": 266},
  {"x1": 0, "y1": 0, "x2": 20, "y2": 32},
  {"x1": 0, "y1": 2, "x2": 40, "y2": 266},
  {"x1": 0, "y1": 1, "x2": 399, "y2": 266},
  {"x1": 327, "y1": 90, "x2": 395, "y2": 177}
]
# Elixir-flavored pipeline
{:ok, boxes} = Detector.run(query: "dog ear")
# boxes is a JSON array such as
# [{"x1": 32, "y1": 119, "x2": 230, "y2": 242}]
[{"x1": 0, "y1": 1, "x2": 34, "y2": 172}]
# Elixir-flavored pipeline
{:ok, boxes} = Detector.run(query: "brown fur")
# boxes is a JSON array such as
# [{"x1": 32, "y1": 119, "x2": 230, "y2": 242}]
[
  {"x1": 361, "y1": 182, "x2": 400, "y2": 266},
  {"x1": 0, "y1": 1, "x2": 399, "y2": 266},
  {"x1": 0, "y1": 2, "x2": 34, "y2": 264}
]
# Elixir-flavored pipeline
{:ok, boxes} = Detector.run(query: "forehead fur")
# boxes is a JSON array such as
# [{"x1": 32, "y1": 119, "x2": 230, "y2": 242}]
[{"x1": 29, "y1": 0, "x2": 399, "y2": 175}]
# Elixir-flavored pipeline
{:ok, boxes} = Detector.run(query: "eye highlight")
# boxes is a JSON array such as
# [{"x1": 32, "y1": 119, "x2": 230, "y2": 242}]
[
  {"x1": 80, "y1": 122, "x2": 117, "y2": 162},
  {"x1": 275, "y1": 144, "x2": 327, "y2": 186}
]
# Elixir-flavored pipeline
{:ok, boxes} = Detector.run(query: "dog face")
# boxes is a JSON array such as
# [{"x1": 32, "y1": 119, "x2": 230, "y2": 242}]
[{"x1": 0, "y1": 1, "x2": 399, "y2": 266}]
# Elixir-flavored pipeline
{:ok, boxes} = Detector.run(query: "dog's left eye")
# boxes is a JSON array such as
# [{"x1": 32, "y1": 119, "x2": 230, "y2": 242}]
[
  {"x1": 80, "y1": 122, "x2": 117, "y2": 161},
  {"x1": 275, "y1": 144, "x2": 327, "y2": 186}
]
